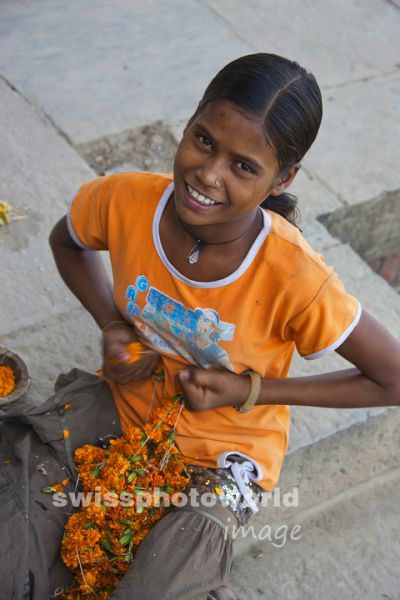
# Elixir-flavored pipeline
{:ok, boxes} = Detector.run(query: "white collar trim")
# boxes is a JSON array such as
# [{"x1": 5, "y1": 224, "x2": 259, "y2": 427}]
[{"x1": 152, "y1": 181, "x2": 271, "y2": 289}]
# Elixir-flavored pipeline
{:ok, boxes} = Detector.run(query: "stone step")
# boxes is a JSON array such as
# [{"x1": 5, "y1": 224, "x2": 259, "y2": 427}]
[
  {"x1": 230, "y1": 408, "x2": 400, "y2": 598},
  {"x1": 230, "y1": 461, "x2": 400, "y2": 599}
]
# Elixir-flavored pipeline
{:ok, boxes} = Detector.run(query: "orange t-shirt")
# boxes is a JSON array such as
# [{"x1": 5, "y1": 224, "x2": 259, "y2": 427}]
[{"x1": 68, "y1": 172, "x2": 361, "y2": 490}]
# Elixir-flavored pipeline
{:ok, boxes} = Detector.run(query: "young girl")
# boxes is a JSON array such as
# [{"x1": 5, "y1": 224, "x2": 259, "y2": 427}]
[{"x1": 47, "y1": 53, "x2": 400, "y2": 599}]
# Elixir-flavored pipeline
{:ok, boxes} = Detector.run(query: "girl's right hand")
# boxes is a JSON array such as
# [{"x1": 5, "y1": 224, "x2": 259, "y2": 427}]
[{"x1": 102, "y1": 323, "x2": 160, "y2": 384}]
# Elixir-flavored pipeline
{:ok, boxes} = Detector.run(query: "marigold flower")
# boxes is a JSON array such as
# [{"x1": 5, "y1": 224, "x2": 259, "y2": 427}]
[
  {"x1": 0, "y1": 365, "x2": 16, "y2": 397},
  {"x1": 106, "y1": 341, "x2": 145, "y2": 365},
  {"x1": 59, "y1": 374, "x2": 189, "y2": 599}
]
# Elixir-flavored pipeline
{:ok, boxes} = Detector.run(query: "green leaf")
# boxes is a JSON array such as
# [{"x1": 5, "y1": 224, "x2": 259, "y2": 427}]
[
  {"x1": 168, "y1": 431, "x2": 175, "y2": 442},
  {"x1": 119, "y1": 532, "x2": 132, "y2": 546},
  {"x1": 119, "y1": 473, "x2": 125, "y2": 479},
  {"x1": 124, "y1": 552, "x2": 132, "y2": 563},
  {"x1": 127, "y1": 471, "x2": 137, "y2": 483},
  {"x1": 163, "y1": 483, "x2": 172, "y2": 494},
  {"x1": 91, "y1": 468, "x2": 101, "y2": 477},
  {"x1": 119, "y1": 519, "x2": 133, "y2": 526},
  {"x1": 111, "y1": 567, "x2": 121, "y2": 575},
  {"x1": 84, "y1": 521, "x2": 94, "y2": 530},
  {"x1": 41, "y1": 486, "x2": 56, "y2": 494},
  {"x1": 128, "y1": 455, "x2": 141, "y2": 463},
  {"x1": 40, "y1": 485, "x2": 56, "y2": 494},
  {"x1": 154, "y1": 368, "x2": 165, "y2": 382},
  {"x1": 128, "y1": 537, "x2": 134, "y2": 553},
  {"x1": 100, "y1": 538, "x2": 114, "y2": 553},
  {"x1": 136, "y1": 469, "x2": 146, "y2": 478}
]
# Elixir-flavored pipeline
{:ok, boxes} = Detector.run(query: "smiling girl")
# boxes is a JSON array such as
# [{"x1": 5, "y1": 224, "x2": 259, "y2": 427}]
[{"x1": 49, "y1": 53, "x2": 400, "y2": 599}]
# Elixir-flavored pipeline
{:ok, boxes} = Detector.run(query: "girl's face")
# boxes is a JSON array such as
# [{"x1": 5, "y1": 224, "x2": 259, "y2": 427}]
[{"x1": 173, "y1": 100, "x2": 294, "y2": 227}]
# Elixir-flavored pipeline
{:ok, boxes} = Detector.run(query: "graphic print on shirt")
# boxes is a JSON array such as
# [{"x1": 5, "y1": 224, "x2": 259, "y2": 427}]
[{"x1": 125, "y1": 276, "x2": 235, "y2": 369}]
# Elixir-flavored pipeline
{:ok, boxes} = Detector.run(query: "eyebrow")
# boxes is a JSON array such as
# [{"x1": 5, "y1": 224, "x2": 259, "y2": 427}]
[{"x1": 195, "y1": 122, "x2": 265, "y2": 172}]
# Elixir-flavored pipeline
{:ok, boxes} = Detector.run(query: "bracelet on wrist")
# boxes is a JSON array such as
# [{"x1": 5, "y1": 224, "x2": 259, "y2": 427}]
[
  {"x1": 236, "y1": 370, "x2": 261, "y2": 413},
  {"x1": 101, "y1": 320, "x2": 128, "y2": 333}
]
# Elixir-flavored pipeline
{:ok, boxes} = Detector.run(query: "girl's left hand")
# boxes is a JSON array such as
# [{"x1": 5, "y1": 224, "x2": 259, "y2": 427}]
[{"x1": 177, "y1": 367, "x2": 250, "y2": 412}]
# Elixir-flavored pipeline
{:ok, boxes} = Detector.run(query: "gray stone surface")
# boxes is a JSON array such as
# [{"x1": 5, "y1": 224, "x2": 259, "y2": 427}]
[
  {"x1": 305, "y1": 73, "x2": 400, "y2": 205},
  {"x1": 290, "y1": 167, "x2": 344, "y2": 222},
  {"x1": 0, "y1": 77, "x2": 95, "y2": 334},
  {"x1": 204, "y1": 0, "x2": 400, "y2": 87},
  {"x1": 230, "y1": 465, "x2": 400, "y2": 599},
  {"x1": 244, "y1": 407, "x2": 400, "y2": 532},
  {"x1": 0, "y1": 0, "x2": 251, "y2": 144},
  {"x1": 319, "y1": 189, "x2": 400, "y2": 265}
]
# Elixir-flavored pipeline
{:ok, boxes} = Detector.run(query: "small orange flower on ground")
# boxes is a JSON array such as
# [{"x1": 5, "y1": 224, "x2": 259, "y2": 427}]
[
  {"x1": 63, "y1": 429, "x2": 70, "y2": 439},
  {"x1": 51, "y1": 478, "x2": 70, "y2": 494},
  {"x1": 63, "y1": 402, "x2": 71, "y2": 411},
  {"x1": 0, "y1": 365, "x2": 16, "y2": 397}
]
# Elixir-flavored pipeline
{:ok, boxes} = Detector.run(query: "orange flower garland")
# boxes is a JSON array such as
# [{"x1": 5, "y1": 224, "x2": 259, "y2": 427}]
[
  {"x1": 58, "y1": 366, "x2": 189, "y2": 599},
  {"x1": 0, "y1": 365, "x2": 16, "y2": 396}
]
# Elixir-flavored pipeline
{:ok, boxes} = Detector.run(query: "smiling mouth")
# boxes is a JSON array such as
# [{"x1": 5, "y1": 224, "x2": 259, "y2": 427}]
[{"x1": 186, "y1": 183, "x2": 221, "y2": 207}]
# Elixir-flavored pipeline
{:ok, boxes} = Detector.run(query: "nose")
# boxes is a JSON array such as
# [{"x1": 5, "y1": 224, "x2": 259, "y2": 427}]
[{"x1": 196, "y1": 157, "x2": 224, "y2": 191}]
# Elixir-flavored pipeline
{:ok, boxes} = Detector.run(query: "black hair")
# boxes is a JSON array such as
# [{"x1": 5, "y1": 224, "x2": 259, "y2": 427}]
[{"x1": 191, "y1": 53, "x2": 323, "y2": 228}]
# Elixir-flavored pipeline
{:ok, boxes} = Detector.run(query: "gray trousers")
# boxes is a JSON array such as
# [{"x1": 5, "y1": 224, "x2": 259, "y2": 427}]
[{"x1": 0, "y1": 370, "x2": 235, "y2": 600}]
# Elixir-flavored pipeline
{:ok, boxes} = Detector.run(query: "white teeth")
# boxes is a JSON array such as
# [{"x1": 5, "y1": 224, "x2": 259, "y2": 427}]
[{"x1": 187, "y1": 184, "x2": 218, "y2": 206}]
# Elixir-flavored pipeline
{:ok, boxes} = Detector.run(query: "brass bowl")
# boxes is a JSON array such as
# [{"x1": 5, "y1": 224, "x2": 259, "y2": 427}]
[{"x1": 0, "y1": 346, "x2": 30, "y2": 406}]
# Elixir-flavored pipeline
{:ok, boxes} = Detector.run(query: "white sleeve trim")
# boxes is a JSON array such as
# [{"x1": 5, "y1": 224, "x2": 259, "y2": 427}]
[
  {"x1": 66, "y1": 195, "x2": 92, "y2": 250},
  {"x1": 303, "y1": 302, "x2": 363, "y2": 360}
]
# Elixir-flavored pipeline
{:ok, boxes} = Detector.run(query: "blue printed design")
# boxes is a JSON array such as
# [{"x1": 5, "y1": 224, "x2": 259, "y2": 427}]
[
  {"x1": 126, "y1": 302, "x2": 140, "y2": 317},
  {"x1": 136, "y1": 275, "x2": 150, "y2": 292},
  {"x1": 125, "y1": 283, "x2": 234, "y2": 369},
  {"x1": 125, "y1": 285, "x2": 137, "y2": 302}
]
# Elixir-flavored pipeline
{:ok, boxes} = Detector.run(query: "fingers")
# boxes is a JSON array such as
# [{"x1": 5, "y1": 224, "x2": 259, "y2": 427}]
[
  {"x1": 178, "y1": 366, "x2": 219, "y2": 391},
  {"x1": 178, "y1": 367, "x2": 250, "y2": 412},
  {"x1": 178, "y1": 367, "x2": 218, "y2": 411},
  {"x1": 103, "y1": 350, "x2": 160, "y2": 384},
  {"x1": 102, "y1": 323, "x2": 138, "y2": 366}
]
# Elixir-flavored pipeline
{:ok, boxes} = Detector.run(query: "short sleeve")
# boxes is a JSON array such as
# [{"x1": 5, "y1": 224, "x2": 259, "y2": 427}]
[
  {"x1": 285, "y1": 271, "x2": 362, "y2": 360},
  {"x1": 67, "y1": 176, "x2": 113, "y2": 251}
]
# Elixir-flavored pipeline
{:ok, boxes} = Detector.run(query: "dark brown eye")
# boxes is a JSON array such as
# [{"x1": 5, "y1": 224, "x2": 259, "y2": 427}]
[
  {"x1": 197, "y1": 134, "x2": 212, "y2": 148},
  {"x1": 236, "y1": 160, "x2": 255, "y2": 174}
]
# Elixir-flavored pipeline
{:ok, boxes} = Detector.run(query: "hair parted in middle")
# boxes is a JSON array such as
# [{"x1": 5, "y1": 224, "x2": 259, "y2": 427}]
[{"x1": 186, "y1": 53, "x2": 323, "y2": 228}]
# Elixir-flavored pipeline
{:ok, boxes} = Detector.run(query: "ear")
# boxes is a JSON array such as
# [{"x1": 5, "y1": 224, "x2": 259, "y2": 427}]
[{"x1": 270, "y1": 163, "x2": 301, "y2": 196}]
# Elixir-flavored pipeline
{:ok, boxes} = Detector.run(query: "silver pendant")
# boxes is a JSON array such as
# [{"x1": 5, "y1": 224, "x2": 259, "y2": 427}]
[{"x1": 187, "y1": 240, "x2": 203, "y2": 264}]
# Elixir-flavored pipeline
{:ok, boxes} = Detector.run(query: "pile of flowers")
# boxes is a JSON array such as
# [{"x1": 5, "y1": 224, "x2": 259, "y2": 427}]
[
  {"x1": 0, "y1": 365, "x2": 16, "y2": 397},
  {"x1": 57, "y1": 362, "x2": 189, "y2": 599}
]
